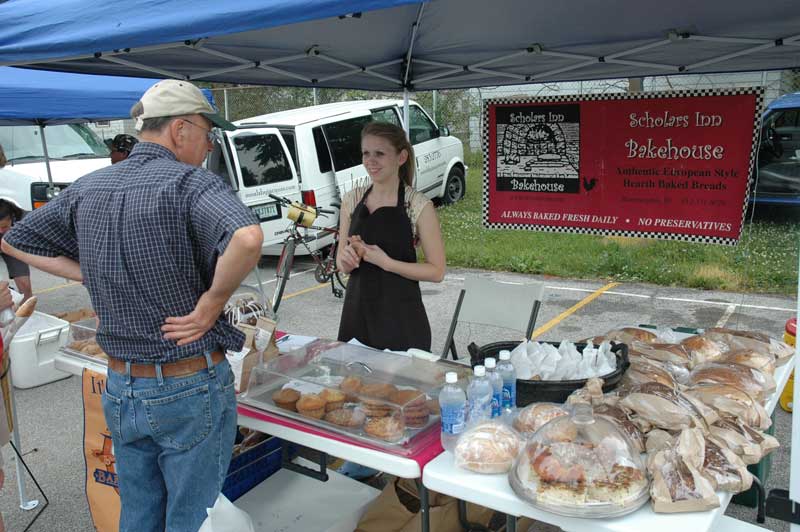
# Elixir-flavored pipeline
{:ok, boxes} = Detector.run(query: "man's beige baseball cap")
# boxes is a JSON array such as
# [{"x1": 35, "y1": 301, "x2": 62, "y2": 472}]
[{"x1": 131, "y1": 79, "x2": 235, "y2": 132}]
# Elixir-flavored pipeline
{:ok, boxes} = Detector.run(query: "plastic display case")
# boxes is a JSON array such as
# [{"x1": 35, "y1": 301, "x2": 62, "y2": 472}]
[
  {"x1": 509, "y1": 402, "x2": 650, "y2": 518},
  {"x1": 61, "y1": 318, "x2": 108, "y2": 365},
  {"x1": 240, "y1": 339, "x2": 451, "y2": 454}
]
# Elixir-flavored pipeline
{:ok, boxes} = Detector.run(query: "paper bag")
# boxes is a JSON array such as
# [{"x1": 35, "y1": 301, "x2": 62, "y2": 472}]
[{"x1": 356, "y1": 478, "x2": 493, "y2": 532}]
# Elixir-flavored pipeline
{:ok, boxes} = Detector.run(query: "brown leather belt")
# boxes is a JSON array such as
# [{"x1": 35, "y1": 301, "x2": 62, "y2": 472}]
[{"x1": 107, "y1": 351, "x2": 225, "y2": 378}]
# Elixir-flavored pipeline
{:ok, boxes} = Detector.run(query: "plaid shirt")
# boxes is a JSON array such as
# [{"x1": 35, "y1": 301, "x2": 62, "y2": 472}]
[{"x1": 5, "y1": 142, "x2": 260, "y2": 362}]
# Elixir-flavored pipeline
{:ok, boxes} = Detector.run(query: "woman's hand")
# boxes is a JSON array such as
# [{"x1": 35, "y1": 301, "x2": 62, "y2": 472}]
[
  {"x1": 361, "y1": 243, "x2": 391, "y2": 270},
  {"x1": 338, "y1": 243, "x2": 361, "y2": 274}
]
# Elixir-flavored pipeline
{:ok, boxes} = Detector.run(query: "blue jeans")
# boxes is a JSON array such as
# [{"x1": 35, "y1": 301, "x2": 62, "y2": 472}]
[{"x1": 102, "y1": 353, "x2": 237, "y2": 532}]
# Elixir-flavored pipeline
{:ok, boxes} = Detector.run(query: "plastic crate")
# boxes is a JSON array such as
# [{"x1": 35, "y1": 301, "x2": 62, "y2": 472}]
[
  {"x1": 222, "y1": 436, "x2": 296, "y2": 502},
  {"x1": 731, "y1": 410, "x2": 776, "y2": 508}
]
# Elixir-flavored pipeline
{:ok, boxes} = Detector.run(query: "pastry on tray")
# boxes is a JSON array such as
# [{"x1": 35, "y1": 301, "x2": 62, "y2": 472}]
[
  {"x1": 319, "y1": 388, "x2": 346, "y2": 412},
  {"x1": 296, "y1": 393, "x2": 326, "y2": 419},
  {"x1": 339, "y1": 375, "x2": 363, "y2": 402},
  {"x1": 364, "y1": 415, "x2": 405, "y2": 442},
  {"x1": 324, "y1": 407, "x2": 366, "y2": 428},
  {"x1": 272, "y1": 388, "x2": 301, "y2": 412},
  {"x1": 390, "y1": 388, "x2": 430, "y2": 427}
]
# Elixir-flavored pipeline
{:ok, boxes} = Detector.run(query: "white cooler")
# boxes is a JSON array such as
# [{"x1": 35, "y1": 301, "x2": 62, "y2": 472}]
[{"x1": 9, "y1": 311, "x2": 71, "y2": 389}]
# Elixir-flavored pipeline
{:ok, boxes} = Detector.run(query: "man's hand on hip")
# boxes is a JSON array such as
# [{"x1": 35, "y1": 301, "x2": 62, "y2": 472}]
[{"x1": 161, "y1": 292, "x2": 227, "y2": 346}]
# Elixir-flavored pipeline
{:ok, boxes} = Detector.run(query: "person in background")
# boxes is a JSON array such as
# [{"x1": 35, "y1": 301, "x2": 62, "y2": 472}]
[
  {"x1": 0, "y1": 147, "x2": 32, "y2": 303},
  {"x1": 337, "y1": 121, "x2": 446, "y2": 352},
  {"x1": 2, "y1": 79, "x2": 263, "y2": 532},
  {"x1": 104, "y1": 133, "x2": 139, "y2": 164}
]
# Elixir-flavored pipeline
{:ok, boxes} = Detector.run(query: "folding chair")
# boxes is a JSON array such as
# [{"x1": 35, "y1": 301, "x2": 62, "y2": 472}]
[{"x1": 440, "y1": 276, "x2": 545, "y2": 360}]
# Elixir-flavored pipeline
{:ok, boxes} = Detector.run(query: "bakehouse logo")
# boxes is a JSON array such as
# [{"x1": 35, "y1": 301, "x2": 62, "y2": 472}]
[{"x1": 495, "y1": 104, "x2": 581, "y2": 193}]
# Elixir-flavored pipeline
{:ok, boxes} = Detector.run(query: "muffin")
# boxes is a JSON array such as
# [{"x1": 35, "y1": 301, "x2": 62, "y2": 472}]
[
  {"x1": 272, "y1": 388, "x2": 301, "y2": 412},
  {"x1": 320, "y1": 388, "x2": 346, "y2": 412},
  {"x1": 340, "y1": 376, "x2": 363, "y2": 402},
  {"x1": 364, "y1": 415, "x2": 406, "y2": 442},
  {"x1": 324, "y1": 407, "x2": 366, "y2": 428},
  {"x1": 296, "y1": 393, "x2": 326, "y2": 419}
]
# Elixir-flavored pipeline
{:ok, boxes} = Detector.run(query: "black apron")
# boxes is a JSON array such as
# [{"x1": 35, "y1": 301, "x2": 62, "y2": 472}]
[{"x1": 337, "y1": 184, "x2": 432, "y2": 351}]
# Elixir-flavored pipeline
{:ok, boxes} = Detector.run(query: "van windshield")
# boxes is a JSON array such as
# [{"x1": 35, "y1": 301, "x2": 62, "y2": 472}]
[{"x1": 0, "y1": 124, "x2": 109, "y2": 163}]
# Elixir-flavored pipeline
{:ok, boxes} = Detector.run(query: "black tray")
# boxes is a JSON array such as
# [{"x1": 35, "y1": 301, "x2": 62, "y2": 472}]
[{"x1": 470, "y1": 341, "x2": 629, "y2": 407}]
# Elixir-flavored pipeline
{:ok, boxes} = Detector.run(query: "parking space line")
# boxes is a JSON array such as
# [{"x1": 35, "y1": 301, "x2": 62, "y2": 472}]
[
  {"x1": 444, "y1": 275, "x2": 795, "y2": 313},
  {"x1": 716, "y1": 304, "x2": 738, "y2": 327},
  {"x1": 282, "y1": 282, "x2": 331, "y2": 301},
  {"x1": 34, "y1": 281, "x2": 80, "y2": 294},
  {"x1": 530, "y1": 281, "x2": 620, "y2": 340}
]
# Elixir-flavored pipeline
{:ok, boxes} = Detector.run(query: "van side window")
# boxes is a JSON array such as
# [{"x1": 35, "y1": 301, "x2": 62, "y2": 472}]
[
  {"x1": 323, "y1": 116, "x2": 371, "y2": 171},
  {"x1": 774, "y1": 110, "x2": 799, "y2": 128},
  {"x1": 313, "y1": 126, "x2": 333, "y2": 173},
  {"x1": 408, "y1": 106, "x2": 437, "y2": 145},
  {"x1": 371, "y1": 108, "x2": 401, "y2": 127},
  {"x1": 279, "y1": 128, "x2": 301, "y2": 180},
  {"x1": 233, "y1": 134, "x2": 293, "y2": 187}
]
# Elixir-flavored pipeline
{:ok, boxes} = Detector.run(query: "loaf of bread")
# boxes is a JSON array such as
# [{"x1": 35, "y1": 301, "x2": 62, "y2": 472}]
[{"x1": 454, "y1": 422, "x2": 522, "y2": 474}]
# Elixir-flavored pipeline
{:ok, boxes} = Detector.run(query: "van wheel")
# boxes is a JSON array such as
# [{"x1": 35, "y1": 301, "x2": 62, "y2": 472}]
[{"x1": 443, "y1": 167, "x2": 465, "y2": 205}]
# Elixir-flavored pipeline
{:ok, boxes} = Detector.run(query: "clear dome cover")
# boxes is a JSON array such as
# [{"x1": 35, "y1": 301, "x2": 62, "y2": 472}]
[{"x1": 509, "y1": 403, "x2": 650, "y2": 518}]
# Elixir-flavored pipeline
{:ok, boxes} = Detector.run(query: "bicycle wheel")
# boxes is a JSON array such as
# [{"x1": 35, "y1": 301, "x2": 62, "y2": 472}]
[{"x1": 271, "y1": 239, "x2": 296, "y2": 313}]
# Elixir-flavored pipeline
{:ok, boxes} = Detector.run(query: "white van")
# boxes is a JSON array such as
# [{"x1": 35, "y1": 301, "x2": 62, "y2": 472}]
[
  {"x1": 207, "y1": 99, "x2": 466, "y2": 255},
  {"x1": 0, "y1": 124, "x2": 111, "y2": 210}
]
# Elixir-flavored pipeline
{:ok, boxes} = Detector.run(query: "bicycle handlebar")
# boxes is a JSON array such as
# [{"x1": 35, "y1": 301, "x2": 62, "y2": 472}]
[{"x1": 268, "y1": 193, "x2": 337, "y2": 217}]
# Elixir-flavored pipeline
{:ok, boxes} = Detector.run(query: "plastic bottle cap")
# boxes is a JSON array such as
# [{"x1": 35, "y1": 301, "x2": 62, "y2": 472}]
[
  {"x1": 445, "y1": 372, "x2": 458, "y2": 384},
  {"x1": 498, "y1": 350, "x2": 511, "y2": 361},
  {"x1": 473, "y1": 365, "x2": 485, "y2": 377},
  {"x1": 484, "y1": 357, "x2": 496, "y2": 369}
]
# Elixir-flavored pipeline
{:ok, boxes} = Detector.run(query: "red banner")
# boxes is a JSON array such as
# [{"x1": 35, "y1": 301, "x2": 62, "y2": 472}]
[{"x1": 483, "y1": 88, "x2": 763, "y2": 244}]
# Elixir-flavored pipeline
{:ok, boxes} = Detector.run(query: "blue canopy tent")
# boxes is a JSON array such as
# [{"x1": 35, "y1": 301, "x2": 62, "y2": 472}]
[
  {"x1": 0, "y1": 67, "x2": 214, "y2": 186},
  {"x1": 0, "y1": 0, "x2": 799, "y2": 92}
]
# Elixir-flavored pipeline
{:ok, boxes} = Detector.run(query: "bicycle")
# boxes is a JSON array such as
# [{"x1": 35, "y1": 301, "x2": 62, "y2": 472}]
[{"x1": 268, "y1": 193, "x2": 347, "y2": 313}]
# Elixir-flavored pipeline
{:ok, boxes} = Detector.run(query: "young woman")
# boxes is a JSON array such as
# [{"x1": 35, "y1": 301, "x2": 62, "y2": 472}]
[
  {"x1": 336, "y1": 121, "x2": 446, "y2": 351},
  {"x1": 0, "y1": 200, "x2": 32, "y2": 303}
]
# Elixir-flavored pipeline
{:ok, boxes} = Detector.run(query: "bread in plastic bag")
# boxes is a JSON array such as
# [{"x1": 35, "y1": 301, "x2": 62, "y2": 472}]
[
  {"x1": 685, "y1": 383, "x2": 771, "y2": 430},
  {"x1": 454, "y1": 422, "x2": 522, "y2": 474},
  {"x1": 717, "y1": 348, "x2": 776, "y2": 376},
  {"x1": 701, "y1": 437, "x2": 753, "y2": 493},
  {"x1": 513, "y1": 403, "x2": 568, "y2": 436},
  {"x1": 709, "y1": 418, "x2": 778, "y2": 465},
  {"x1": 594, "y1": 404, "x2": 646, "y2": 454},
  {"x1": 628, "y1": 341, "x2": 691, "y2": 368},
  {"x1": 621, "y1": 356, "x2": 677, "y2": 389},
  {"x1": 704, "y1": 327, "x2": 793, "y2": 367},
  {"x1": 648, "y1": 428, "x2": 719, "y2": 513},
  {"x1": 679, "y1": 335, "x2": 726, "y2": 367},
  {"x1": 619, "y1": 382, "x2": 716, "y2": 432},
  {"x1": 687, "y1": 362, "x2": 775, "y2": 401}
]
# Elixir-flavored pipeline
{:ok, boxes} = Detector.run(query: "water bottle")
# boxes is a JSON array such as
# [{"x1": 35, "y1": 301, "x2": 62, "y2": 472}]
[
  {"x1": 439, "y1": 372, "x2": 467, "y2": 452},
  {"x1": 497, "y1": 350, "x2": 517, "y2": 413},
  {"x1": 484, "y1": 357, "x2": 503, "y2": 418},
  {"x1": 466, "y1": 365, "x2": 493, "y2": 426}
]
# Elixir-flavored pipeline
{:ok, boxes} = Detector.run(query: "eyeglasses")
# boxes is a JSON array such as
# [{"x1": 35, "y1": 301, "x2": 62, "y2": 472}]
[{"x1": 182, "y1": 118, "x2": 215, "y2": 142}]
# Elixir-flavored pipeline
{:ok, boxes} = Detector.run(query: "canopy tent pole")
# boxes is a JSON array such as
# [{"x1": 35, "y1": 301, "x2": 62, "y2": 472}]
[
  {"x1": 36, "y1": 123, "x2": 54, "y2": 189},
  {"x1": 9, "y1": 380, "x2": 39, "y2": 510}
]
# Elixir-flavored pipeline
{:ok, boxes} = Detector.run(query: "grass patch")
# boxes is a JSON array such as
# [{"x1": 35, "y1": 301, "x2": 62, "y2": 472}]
[{"x1": 438, "y1": 165, "x2": 800, "y2": 295}]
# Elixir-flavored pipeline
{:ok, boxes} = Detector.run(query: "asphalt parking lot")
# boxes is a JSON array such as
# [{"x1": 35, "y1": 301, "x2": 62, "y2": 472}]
[{"x1": 0, "y1": 259, "x2": 796, "y2": 531}]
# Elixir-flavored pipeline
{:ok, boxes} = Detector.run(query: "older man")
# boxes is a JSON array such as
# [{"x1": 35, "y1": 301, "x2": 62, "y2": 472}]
[{"x1": 2, "y1": 80, "x2": 263, "y2": 531}]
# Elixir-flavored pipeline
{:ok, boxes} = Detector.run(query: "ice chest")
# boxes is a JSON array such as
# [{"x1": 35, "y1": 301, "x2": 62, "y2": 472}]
[{"x1": 9, "y1": 311, "x2": 70, "y2": 389}]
